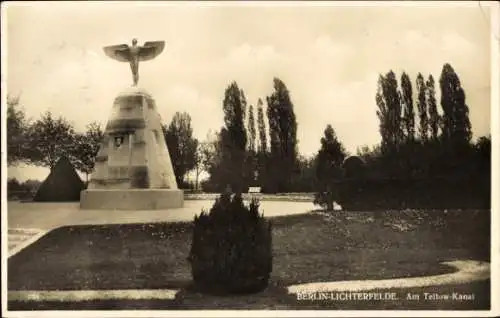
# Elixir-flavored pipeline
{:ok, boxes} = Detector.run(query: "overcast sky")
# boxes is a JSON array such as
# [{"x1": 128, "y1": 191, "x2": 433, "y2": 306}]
[{"x1": 4, "y1": 1, "x2": 493, "y2": 181}]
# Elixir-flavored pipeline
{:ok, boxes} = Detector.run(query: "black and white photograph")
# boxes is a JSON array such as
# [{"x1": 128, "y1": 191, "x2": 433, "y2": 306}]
[{"x1": 1, "y1": 1, "x2": 498, "y2": 316}]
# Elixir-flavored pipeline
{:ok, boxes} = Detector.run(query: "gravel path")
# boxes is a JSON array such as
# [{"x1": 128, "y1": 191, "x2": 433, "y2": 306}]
[
  {"x1": 7, "y1": 200, "x2": 315, "y2": 230},
  {"x1": 8, "y1": 289, "x2": 179, "y2": 302},
  {"x1": 8, "y1": 228, "x2": 48, "y2": 258},
  {"x1": 287, "y1": 260, "x2": 490, "y2": 294}
]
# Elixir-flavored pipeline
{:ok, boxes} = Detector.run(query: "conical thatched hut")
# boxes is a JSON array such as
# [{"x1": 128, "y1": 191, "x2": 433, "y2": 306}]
[{"x1": 33, "y1": 156, "x2": 85, "y2": 202}]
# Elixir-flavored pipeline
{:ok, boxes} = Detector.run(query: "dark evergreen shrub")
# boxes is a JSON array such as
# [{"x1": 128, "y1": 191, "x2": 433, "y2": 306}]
[
  {"x1": 188, "y1": 192, "x2": 273, "y2": 294},
  {"x1": 33, "y1": 156, "x2": 85, "y2": 202}
]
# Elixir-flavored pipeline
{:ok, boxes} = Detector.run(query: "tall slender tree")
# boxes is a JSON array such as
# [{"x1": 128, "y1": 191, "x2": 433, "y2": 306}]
[
  {"x1": 416, "y1": 73, "x2": 429, "y2": 142},
  {"x1": 439, "y1": 63, "x2": 472, "y2": 145},
  {"x1": 256, "y1": 98, "x2": 268, "y2": 189},
  {"x1": 247, "y1": 104, "x2": 256, "y2": 153},
  {"x1": 376, "y1": 71, "x2": 402, "y2": 153},
  {"x1": 376, "y1": 75, "x2": 389, "y2": 151},
  {"x1": 400, "y1": 72, "x2": 415, "y2": 142},
  {"x1": 426, "y1": 74, "x2": 440, "y2": 141},
  {"x1": 266, "y1": 78, "x2": 298, "y2": 192},
  {"x1": 246, "y1": 103, "x2": 258, "y2": 185},
  {"x1": 240, "y1": 89, "x2": 248, "y2": 122},
  {"x1": 256, "y1": 98, "x2": 267, "y2": 154},
  {"x1": 218, "y1": 81, "x2": 248, "y2": 192}
]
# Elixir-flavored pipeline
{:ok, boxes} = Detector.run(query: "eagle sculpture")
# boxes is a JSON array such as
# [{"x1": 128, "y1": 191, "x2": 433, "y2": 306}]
[{"x1": 103, "y1": 38, "x2": 165, "y2": 86}]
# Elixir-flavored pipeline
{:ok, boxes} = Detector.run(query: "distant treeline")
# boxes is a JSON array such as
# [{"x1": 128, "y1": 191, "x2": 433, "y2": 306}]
[
  {"x1": 6, "y1": 178, "x2": 42, "y2": 201},
  {"x1": 317, "y1": 63, "x2": 491, "y2": 210},
  {"x1": 7, "y1": 63, "x2": 491, "y2": 209}
]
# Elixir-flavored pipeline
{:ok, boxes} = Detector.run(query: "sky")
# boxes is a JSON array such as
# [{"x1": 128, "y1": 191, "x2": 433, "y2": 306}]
[{"x1": 3, "y1": 1, "x2": 494, "y2": 181}]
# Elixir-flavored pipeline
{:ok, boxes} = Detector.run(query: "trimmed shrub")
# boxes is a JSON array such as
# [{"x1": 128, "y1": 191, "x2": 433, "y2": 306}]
[
  {"x1": 33, "y1": 156, "x2": 85, "y2": 202},
  {"x1": 188, "y1": 192, "x2": 273, "y2": 294}
]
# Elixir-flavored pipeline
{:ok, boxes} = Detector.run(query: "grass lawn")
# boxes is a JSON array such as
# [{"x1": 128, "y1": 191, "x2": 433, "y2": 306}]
[{"x1": 8, "y1": 209, "x2": 490, "y2": 310}]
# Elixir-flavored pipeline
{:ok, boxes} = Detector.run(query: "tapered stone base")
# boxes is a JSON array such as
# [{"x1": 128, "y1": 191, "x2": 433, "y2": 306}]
[{"x1": 80, "y1": 189, "x2": 184, "y2": 210}]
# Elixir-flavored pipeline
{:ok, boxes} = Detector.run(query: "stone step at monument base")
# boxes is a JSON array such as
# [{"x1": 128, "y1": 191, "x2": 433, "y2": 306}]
[{"x1": 80, "y1": 189, "x2": 184, "y2": 210}]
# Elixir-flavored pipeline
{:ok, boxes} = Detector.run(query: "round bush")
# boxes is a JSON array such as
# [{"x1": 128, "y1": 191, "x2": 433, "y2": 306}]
[{"x1": 188, "y1": 192, "x2": 273, "y2": 294}]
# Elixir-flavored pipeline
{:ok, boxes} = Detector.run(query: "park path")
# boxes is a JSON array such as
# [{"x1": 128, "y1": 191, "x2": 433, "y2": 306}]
[
  {"x1": 7, "y1": 200, "x2": 314, "y2": 231},
  {"x1": 8, "y1": 228, "x2": 48, "y2": 258},
  {"x1": 287, "y1": 260, "x2": 490, "y2": 294},
  {"x1": 7, "y1": 200, "x2": 313, "y2": 259}
]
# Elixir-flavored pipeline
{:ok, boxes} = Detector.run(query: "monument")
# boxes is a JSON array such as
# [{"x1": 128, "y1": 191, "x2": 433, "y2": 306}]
[{"x1": 80, "y1": 39, "x2": 184, "y2": 210}]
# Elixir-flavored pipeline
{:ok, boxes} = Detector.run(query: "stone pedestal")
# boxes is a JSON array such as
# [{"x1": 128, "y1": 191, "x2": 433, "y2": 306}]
[
  {"x1": 80, "y1": 189, "x2": 183, "y2": 210},
  {"x1": 80, "y1": 87, "x2": 183, "y2": 210}
]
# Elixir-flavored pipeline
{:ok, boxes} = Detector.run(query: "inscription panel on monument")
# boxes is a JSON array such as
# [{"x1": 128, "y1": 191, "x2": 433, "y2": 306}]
[
  {"x1": 107, "y1": 134, "x2": 130, "y2": 166},
  {"x1": 115, "y1": 95, "x2": 144, "y2": 110}
]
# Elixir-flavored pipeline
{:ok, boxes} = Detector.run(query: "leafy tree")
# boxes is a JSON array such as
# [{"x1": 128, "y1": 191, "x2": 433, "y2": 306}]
[
  {"x1": 164, "y1": 112, "x2": 199, "y2": 187},
  {"x1": 200, "y1": 130, "x2": 220, "y2": 173},
  {"x1": 266, "y1": 78, "x2": 298, "y2": 192},
  {"x1": 71, "y1": 122, "x2": 104, "y2": 182},
  {"x1": 193, "y1": 145, "x2": 204, "y2": 191},
  {"x1": 439, "y1": 63, "x2": 472, "y2": 145},
  {"x1": 7, "y1": 178, "x2": 42, "y2": 200},
  {"x1": 23, "y1": 179, "x2": 42, "y2": 193},
  {"x1": 356, "y1": 144, "x2": 382, "y2": 165},
  {"x1": 194, "y1": 132, "x2": 219, "y2": 191},
  {"x1": 315, "y1": 125, "x2": 347, "y2": 179},
  {"x1": 202, "y1": 130, "x2": 227, "y2": 192},
  {"x1": 474, "y1": 135, "x2": 491, "y2": 174},
  {"x1": 314, "y1": 124, "x2": 347, "y2": 211},
  {"x1": 291, "y1": 155, "x2": 317, "y2": 192},
  {"x1": 6, "y1": 95, "x2": 31, "y2": 165},
  {"x1": 475, "y1": 135, "x2": 491, "y2": 157},
  {"x1": 316, "y1": 125, "x2": 346, "y2": 171},
  {"x1": 426, "y1": 74, "x2": 440, "y2": 141},
  {"x1": 26, "y1": 111, "x2": 76, "y2": 169},
  {"x1": 416, "y1": 73, "x2": 428, "y2": 142},
  {"x1": 400, "y1": 72, "x2": 415, "y2": 142},
  {"x1": 7, "y1": 177, "x2": 22, "y2": 191}
]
